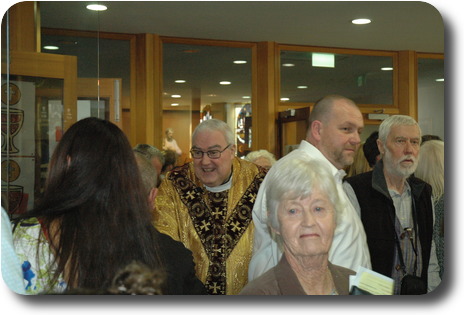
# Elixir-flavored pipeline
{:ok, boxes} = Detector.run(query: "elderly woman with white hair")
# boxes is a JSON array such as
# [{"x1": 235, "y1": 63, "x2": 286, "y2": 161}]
[
  {"x1": 245, "y1": 149, "x2": 276, "y2": 170},
  {"x1": 240, "y1": 154, "x2": 355, "y2": 295}
]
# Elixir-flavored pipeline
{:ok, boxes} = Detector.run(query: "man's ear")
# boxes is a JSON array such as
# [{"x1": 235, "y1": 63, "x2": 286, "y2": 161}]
[
  {"x1": 311, "y1": 120, "x2": 323, "y2": 141},
  {"x1": 148, "y1": 187, "x2": 158, "y2": 208},
  {"x1": 230, "y1": 144, "x2": 237, "y2": 155},
  {"x1": 376, "y1": 139, "x2": 385, "y2": 155}
]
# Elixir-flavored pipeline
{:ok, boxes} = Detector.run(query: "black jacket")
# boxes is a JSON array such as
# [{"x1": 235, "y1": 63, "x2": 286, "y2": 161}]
[
  {"x1": 345, "y1": 160, "x2": 433, "y2": 283},
  {"x1": 156, "y1": 231, "x2": 207, "y2": 295}
]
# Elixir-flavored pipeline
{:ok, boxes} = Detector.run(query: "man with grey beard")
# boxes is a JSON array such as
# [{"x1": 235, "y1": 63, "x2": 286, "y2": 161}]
[{"x1": 343, "y1": 115, "x2": 441, "y2": 294}]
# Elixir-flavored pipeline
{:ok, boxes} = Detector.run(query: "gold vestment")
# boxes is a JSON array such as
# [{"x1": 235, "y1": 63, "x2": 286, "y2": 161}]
[{"x1": 154, "y1": 157, "x2": 266, "y2": 295}]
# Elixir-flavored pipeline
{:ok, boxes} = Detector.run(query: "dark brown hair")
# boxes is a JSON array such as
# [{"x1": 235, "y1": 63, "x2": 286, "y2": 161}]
[{"x1": 19, "y1": 117, "x2": 163, "y2": 292}]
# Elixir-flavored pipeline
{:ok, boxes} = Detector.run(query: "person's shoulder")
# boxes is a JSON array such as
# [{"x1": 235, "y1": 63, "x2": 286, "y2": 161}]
[
  {"x1": 344, "y1": 170, "x2": 373, "y2": 185},
  {"x1": 330, "y1": 263, "x2": 356, "y2": 276},
  {"x1": 156, "y1": 231, "x2": 193, "y2": 259},
  {"x1": 13, "y1": 217, "x2": 41, "y2": 235},
  {"x1": 239, "y1": 267, "x2": 278, "y2": 295},
  {"x1": 234, "y1": 157, "x2": 267, "y2": 176}
]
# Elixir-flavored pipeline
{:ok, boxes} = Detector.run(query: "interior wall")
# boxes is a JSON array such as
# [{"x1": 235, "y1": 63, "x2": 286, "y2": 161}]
[{"x1": 418, "y1": 85, "x2": 445, "y2": 140}]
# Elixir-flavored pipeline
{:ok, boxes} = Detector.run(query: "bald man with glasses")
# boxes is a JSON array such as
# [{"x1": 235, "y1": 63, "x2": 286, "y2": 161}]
[{"x1": 154, "y1": 119, "x2": 267, "y2": 295}]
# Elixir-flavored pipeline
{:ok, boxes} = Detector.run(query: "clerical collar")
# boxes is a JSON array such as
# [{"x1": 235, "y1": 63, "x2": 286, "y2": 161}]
[{"x1": 204, "y1": 173, "x2": 232, "y2": 192}]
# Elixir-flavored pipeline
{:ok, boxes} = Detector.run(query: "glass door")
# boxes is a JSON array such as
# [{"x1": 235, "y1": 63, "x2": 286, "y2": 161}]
[{"x1": 1, "y1": 51, "x2": 77, "y2": 215}]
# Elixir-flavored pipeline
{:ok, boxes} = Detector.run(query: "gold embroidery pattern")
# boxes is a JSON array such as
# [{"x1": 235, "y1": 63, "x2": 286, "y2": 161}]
[{"x1": 169, "y1": 165, "x2": 266, "y2": 294}]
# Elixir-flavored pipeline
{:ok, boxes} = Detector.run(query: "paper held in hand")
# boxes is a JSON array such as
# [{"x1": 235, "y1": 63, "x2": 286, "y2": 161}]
[{"x1": 349, "y1": 266, "x2": 394, "y2": 295}]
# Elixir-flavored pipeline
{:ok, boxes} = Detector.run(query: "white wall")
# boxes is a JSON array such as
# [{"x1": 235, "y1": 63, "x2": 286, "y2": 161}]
[{"x1": 418, "y1": 84, "x2": 445, "y2": 140}]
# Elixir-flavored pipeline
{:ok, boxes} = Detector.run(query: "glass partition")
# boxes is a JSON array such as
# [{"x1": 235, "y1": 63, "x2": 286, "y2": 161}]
[
  {"x1": 41, "y1": 33, "x2": 131, "y2": 133},
  {"x1": 280, "y1": 49, "x2": 395, "y2": 106},
  {"x1": 417, "y1": 56, "x2": 444, "y2": 140},
  {"x1": 162, "y1": 41, "x2": 253, "y2": 162},
  {"x1": 2, "y1": 75, "x2": 64, "y2": 214}
]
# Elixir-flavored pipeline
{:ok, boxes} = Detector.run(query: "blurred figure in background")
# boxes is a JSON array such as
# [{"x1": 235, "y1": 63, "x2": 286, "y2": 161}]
[
  {"x1": 133, "y1": 143, "x2": 165, "y2": 177},
  {"x1": 245, "y1": 149, "x2": 277, "y2": 170},
  {"x1": 421, "y1": 134, "x2": 442, "y2": 144},
  {"x1": 363, "y1": 131, "x2": 381, "y2": 168},
  {"x1": 414, "y1": 139, "x2": 444, "y2": 279},
  {"x1": 161, "y1": 149, "x2": 178, "y2": 180},
  {"x1": 345, "y1": 144, "x2": 371, "y2": 178},
  {"x1": 163, "y1": 128, "x2": 182, "y2": 157}
]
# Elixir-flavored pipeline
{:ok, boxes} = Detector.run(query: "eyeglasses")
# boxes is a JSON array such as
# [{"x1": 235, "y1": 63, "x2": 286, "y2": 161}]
[{"x1": 190, "y1": 144, "x2": 231, "y2": 159}]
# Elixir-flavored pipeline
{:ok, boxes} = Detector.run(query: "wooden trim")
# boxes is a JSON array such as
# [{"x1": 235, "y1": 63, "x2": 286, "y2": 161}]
[
  {"x1": 133, "y1": 34, "x2": 163, "y2": 147},
  {"x1": 8, "y1": 2, "x2": 38, "y2": 52},
  {"x1": 41, "y1": 27, "x2": 136, "y2": 41},
  {"x1": 7, "y1": 50, "x2": 78, "y2": 130},
  {"x1": 160, "y1": 36, "x2": 256, "y2": 48},
  {"x1": 152, "y1": 34, "x2": 163, "y2": 148},
  {"x1": 278, "y1": 44, "x2": 397, "y2": 57},
  {"x1": 129, "y1": 35, "x2": 137, "y2": 145},
  {"x1": 255, "y1": 42, "x2": 278, "y2": 153},
  {"x1": 133, "y1": 34, "x2": 148, "y2": 145},
  {"x1": 398, "y1": 50, "x2": 418, "y2": 119},
  {"x1": 416, "y1": 53, "x2": 444, "y2": 60}
]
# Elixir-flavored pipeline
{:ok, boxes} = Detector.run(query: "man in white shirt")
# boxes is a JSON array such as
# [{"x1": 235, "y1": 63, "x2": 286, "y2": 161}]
[{"x1": 249, "y1": 94, "x2": 371, "y2": 280}]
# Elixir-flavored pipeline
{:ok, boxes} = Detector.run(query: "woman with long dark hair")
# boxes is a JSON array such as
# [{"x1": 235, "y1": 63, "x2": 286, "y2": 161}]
[{"x1": 13, "y1": 118, "x2": 205, "y2": 294}]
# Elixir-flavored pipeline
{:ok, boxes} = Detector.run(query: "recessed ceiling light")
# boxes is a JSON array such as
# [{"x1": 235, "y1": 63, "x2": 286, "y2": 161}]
[
  {"x1": 242, "y1": 96, "x2": 251, "y2": 99},
  {"x1": 43, "y1": 45, "x2": 59, "y2": 50},
  {"x1": 171, "y1": 103, "x2": 179, "y2": 106},
  {"x1": 220, "y1": 81, "x2": 231, "y2": 85},
  {"x1": 86, "y1": 4, "x2": 108, "y2": 11},
  {"x1": 381, "y1": 67, "x2": 394, "y2": 71},
  {"x1": 280, "y1": 97, "x2": 290, "y2": 101},
  {"x1": 435, "y1": 78, "x2": 444, "y2": 82},
  {"x1": 282, "y1": 63, "x2": 295, "y2": 67},
  {"x1": 352, "y1": 18, "x2": 371, "y2": 25},
  {"x1": 234, "y1": 60, "x2": 247, "y2": 64},
  {"x1": 171, "y1": 95, "x2": 181, "y2": 98},
  {"x1": 297, "y1": 85, "x2": 308, "y2": 89},
  {"x1": 175, "y1": 80, "x2": 186, "y2": 83}
]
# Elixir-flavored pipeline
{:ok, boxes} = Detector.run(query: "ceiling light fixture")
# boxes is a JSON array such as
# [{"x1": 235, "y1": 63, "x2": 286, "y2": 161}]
[
  {"x1": 280, "y1": 97, "x2": 290, "y2": 101},
  {"x1": 43, "y1": 45, "x2": 59, "y2": 50},
  {"x1": 219, "y1": 81, "x2": 231, "y2": 85},
  {"x1": 381, "y1": 67, "x2": 394, "y2": 71},
  {"x1": 352, "y1": 18, "x2": 371, "y2": 25},
  {"x1": 86, "y1": 4, "x2": 108, "y2": 11},
  {"x1": 234, "y1": 60, "x2": 247, "y2": 64},
  {"x1": 171, "y1": 94, "x2": 181, "y2": 98},
  {"x1": 297, "y1": 85, "x2": 308, "y2": 89},
  {"x1": 282, "y1": 63, "x2": 295, "y2": 67},
  {"x1": 171, "y1": 103, "x2": 179, "y2": 106},
  {"x1": 435, "y1": 78, "x2": 444, "y2": 82},
  {"x1": 175, "y1": 80, "x2": 186, "y2": 83}
]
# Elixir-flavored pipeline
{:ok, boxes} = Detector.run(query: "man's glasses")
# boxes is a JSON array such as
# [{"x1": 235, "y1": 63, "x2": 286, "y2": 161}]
[{"x1": 190, "y1": 144, "x2": 231, "y2": 159}]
